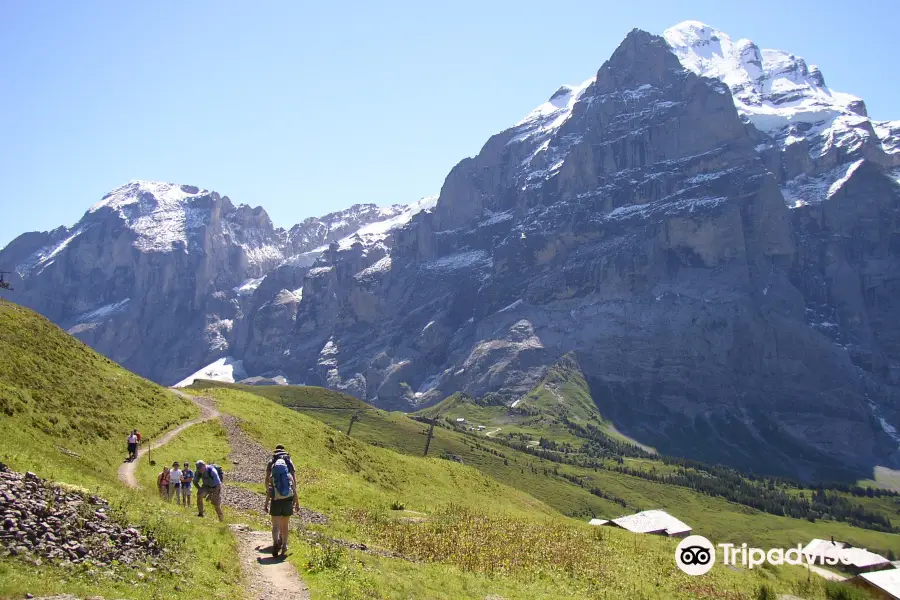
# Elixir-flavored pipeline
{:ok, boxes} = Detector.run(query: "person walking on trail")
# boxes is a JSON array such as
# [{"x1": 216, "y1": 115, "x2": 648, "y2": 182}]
[
  {"x1": 127, "y1": 430, "x2": 138, "y2": 461},
  {"x1": 193, "y1": 460, "x2": 224, "y2": 522},
  {"x1": 264, "y1": 445, "x2": 296, "y2": 489},
  {"x1": 264, "y1": 457, "x2": 299, "y2": 558},
  {"x1": 169, "y1": 461, "x2": 183, "y2": 504},
  {"x1": 157, "y1": 466, "x2": 171, "y2": 500},
  {"x1": 180, "y1": 462, "x2": 194, "y2": 507}
]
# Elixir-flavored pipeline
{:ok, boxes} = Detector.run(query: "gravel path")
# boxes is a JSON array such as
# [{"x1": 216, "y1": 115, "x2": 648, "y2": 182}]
[
  {"x1": 219, "y1": 414, "x2": 328, "y2": 525},
  {"x1": 230, "y1": 524, "x2": 311, "y2": 600},
  {"x1": 221, "y1": 414, "x2": 271, "y2": 485}
]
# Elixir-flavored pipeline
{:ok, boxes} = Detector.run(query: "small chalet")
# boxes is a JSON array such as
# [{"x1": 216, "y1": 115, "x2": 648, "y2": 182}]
[
  {"x1": 603, "y1": 509, "x2": 692, "y2": 538},
  {"x1": 802, "y1": 539, "x2": 891, "y2": 575}
]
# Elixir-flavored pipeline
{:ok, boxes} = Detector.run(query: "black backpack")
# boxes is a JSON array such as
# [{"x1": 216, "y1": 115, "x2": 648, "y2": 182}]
[{"x1": 211, "y1": 464, "x2": 224, "y2": 482}]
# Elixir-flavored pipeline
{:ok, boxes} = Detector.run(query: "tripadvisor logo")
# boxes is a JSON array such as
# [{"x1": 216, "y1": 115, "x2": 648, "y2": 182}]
[
  {"x1": 675, "y1": 536, "x2": 858, "y2": 575},
  {"x1": 675, "y1": 535, "x2": 716, "y2": 575}
]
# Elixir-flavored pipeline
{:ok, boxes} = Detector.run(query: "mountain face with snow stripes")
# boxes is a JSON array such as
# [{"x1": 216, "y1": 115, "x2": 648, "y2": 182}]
[
  {"x1": 0, "y1": 180, "x2": 435, "y2": 383},
  {"x1": 3, "y1": 22, "x2": 900, "y2": 482}
]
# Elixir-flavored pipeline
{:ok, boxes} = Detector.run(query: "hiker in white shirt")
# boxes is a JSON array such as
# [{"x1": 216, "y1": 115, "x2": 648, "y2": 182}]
[
  {"x1": 126, "y1": 431, "x2": 138, "y2": 461},
  {"x1": 169, "y1": 462, "x2": 183, "y2": 504}
]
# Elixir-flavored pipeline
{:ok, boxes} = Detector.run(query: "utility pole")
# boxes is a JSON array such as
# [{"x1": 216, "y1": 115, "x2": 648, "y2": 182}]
[
  {"x1": 423, "y1": 416, "x2": 438, "y2": 456},
  {"x1": 346, "y1": 411, "x2": 361, "y2": 436}
]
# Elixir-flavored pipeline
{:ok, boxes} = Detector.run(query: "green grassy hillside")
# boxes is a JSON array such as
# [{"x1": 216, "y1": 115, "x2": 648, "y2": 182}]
[
  {"x1": 0, "y1": 299, "x2": 197, "y2": 484},
  {"x1": 0, "y1": 299, "x2": 242, "y2": 600},
  {"x1": 192, "y1": 380, "x2": 900, "y2": 558},
  {"x1": 0, "y1": 298, "x2": 887, "y2": 600},
  {"x1": 415, "y1": 353, "x2": 652, "y2": 449},
  {"x1": 199, "y1": 385, "x2": 855, "y2": 600}
]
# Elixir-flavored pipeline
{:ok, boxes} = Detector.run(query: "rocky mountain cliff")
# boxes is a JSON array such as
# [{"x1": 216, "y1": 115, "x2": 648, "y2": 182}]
[
  {"x1": 0, "y1": 180, "x2": 428, "y2": 383},
  {"x1": 4, "y1": 22, "x2": 900, "y2": 481}
]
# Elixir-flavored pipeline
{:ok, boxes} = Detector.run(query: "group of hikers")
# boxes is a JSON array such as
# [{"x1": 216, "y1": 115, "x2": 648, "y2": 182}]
[
  {"x1": 150, "y1": 443, "x2": 300, "y2": 557},
  {"x1": 129, "y1": 426, "x2": 300, "y2": 557},
  {"x1": 156, "y1": 460, "x2": 225, "y2": 522}
]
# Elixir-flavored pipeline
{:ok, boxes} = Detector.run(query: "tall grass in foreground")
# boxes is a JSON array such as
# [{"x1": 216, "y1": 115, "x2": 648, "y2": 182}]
[
  {"x1": 345, "y1": 504, "x2": 843, "y2": 599},
  {"x1": 353, "y1": 503, "x2": 608, "y2": 579}
]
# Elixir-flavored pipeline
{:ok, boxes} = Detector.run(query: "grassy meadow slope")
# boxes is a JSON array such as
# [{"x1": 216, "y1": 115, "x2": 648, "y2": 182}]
[
  {"x1": 0, "y1": 299, "x2": 197, "y2": 484},
  {"x1": 192, "y1": 380, "x2": 900, "y2": 558},
  {"x1": 0, "y1": 299, "x2": 242, "y2": 600},
  {"x1": 0, "y1": 298, "x2": 886, "y2": 599},
  {"x1": 201, "y1": 385, "x2": 857, "y2": 600}
]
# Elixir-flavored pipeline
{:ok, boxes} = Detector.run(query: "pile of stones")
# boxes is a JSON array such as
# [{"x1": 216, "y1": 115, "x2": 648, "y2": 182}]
[{"x1": 0, "y1": 463, "x2": 163, "y2": 567}]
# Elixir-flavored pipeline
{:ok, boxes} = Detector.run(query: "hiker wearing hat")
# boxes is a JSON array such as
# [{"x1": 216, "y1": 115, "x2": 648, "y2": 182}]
[
  {"x1": 264, "y1": 445, "x2": 296, "y2": 487},
  {"x1": 265, "y1": 456, "x2": 300, "y2": 557},
  {"x1": 180, "y1": 462, "x2": 194, "y2": 507},
  {"x1": 193, "y1": 460, "x2": 224, "y2": 521},
  {"x1": 264, "y1": 445, "x2": 298, "y2": 557}
]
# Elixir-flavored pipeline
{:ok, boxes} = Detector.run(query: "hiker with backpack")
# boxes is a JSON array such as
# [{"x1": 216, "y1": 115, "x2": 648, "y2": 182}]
[
  {"x1": 180, "y1": 462, "x2": 194, "y2": 507},
  {"x1": 193, "y1": 460, "x2": 224, "y2": 522},
  {"x1": 264, "y1": 445, "x2": 296, "y2": 487},
  {"x1": 265, "y1": 457, "x2": 299, "y2": 557},
  {"x1": 264, "y1": 445, "x2": 299, "y2": 557}
]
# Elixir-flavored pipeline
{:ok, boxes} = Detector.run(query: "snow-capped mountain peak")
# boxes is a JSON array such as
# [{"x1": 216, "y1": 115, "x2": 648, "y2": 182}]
[
  {"x1": 89, "y1": 180, "x2": 208, "y2": 214},
  {"x1": 85, "y1": 180, "x2": 221, "y2": 253},
  {"x1": 663, "y1": 20, "x2": 865, "y2": 134},
  {"x1": 663, "y1": 20, "x2": 899, "y2": 208}
]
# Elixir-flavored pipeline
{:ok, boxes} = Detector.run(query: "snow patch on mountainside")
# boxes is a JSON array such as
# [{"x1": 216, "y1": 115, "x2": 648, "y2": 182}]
[
  {"x1": 234, "y1": 277, "x2": 265, "y2": 296},
  {"x1": 422, "y1": 250, "x2": 492, "y2": 272},
  {"x1": 92, "y1": 181, "x2": 213, "y2": 253},
  {"x1": 874, "y1": 121, "x2": 900, "y2": 155},
  {"x1": 513, "y1": 78, "x2": 594, "y2": 142},
  {"x1": 173, "y1": 356, "x2": 247, "y2": 388},
  {"x1": 355, "y1": 255, "x2": 392, "y2": 279},
  {"x1": 89, "y1": 180, "x2": 203, "y2": 213},
  {"x1": 664, "y1": 21, "x2": 863, "y2": 135},
  {"x1": 281, "y1": 196, "x2": 437, "y2": 266},
  {"x1": 335, "y1": 196, "x2": 438, "y2": 251},
  {"x1": 16, "y1": 227, "x2": 86, "y2": 275},
  {"x1": 782, "y1": 160, "x2": 864, "y2": 207},
  {"x1": 74, "y1": 298, "x2": 131, "y2": 324},
  {"x1": 508, "y1": 80, "x2": 594, "y2": 182}
]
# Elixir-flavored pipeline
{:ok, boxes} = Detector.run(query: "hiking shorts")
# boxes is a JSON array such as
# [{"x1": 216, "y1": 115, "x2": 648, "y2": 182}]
[
  {"x1": 270, "y1": 497, "x2": 294, "y2": 517},
  {"x1": 182, "y1": 484, "x2": 192, "y2": 495},
  {"x1": 127, "y1": 443, "x2": 137, "y2": 454},
  {"x1": 198, "y1": 485, "x2": 221, "y2": 505}
]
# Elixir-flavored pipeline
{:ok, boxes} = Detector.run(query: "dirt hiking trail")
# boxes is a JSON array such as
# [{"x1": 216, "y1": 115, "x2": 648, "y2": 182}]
[
  {"x1": 231, "y1": 525, "x2": 311, "y2": 600},
  {"x1": 117, "y1": 390, "x2": 220, "y2": 488},
  {"x1": 115, "y1": 389, "x2": 312, "y2": 600}
]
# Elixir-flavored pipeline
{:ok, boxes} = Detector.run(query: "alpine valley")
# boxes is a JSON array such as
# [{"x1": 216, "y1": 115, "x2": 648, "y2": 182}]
[{"x1": 4, "y1": 21, "x2": 900, "y2": 483}]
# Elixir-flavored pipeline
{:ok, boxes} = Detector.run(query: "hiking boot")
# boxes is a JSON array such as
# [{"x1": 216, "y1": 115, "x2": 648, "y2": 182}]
[
  {"x1": 281, "y1": 543, "x2": 288, "y2": 557},
  {"x1": 271, "y1": 542, "x2": 281, "y2": 558}
]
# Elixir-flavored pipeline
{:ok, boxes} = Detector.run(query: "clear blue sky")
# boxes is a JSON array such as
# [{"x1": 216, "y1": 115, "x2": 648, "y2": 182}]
[{"x1": 1, "y1": 0, "x2": 897, "y2": 247}]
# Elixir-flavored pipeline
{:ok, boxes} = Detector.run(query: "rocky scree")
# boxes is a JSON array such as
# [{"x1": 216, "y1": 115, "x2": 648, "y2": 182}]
[
  {"x1": 219, "y1": 415, "x2": 328, "y2": 526},
  {"x1": 0, "y1": 463, "x2": 166, "y2": 569}
]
